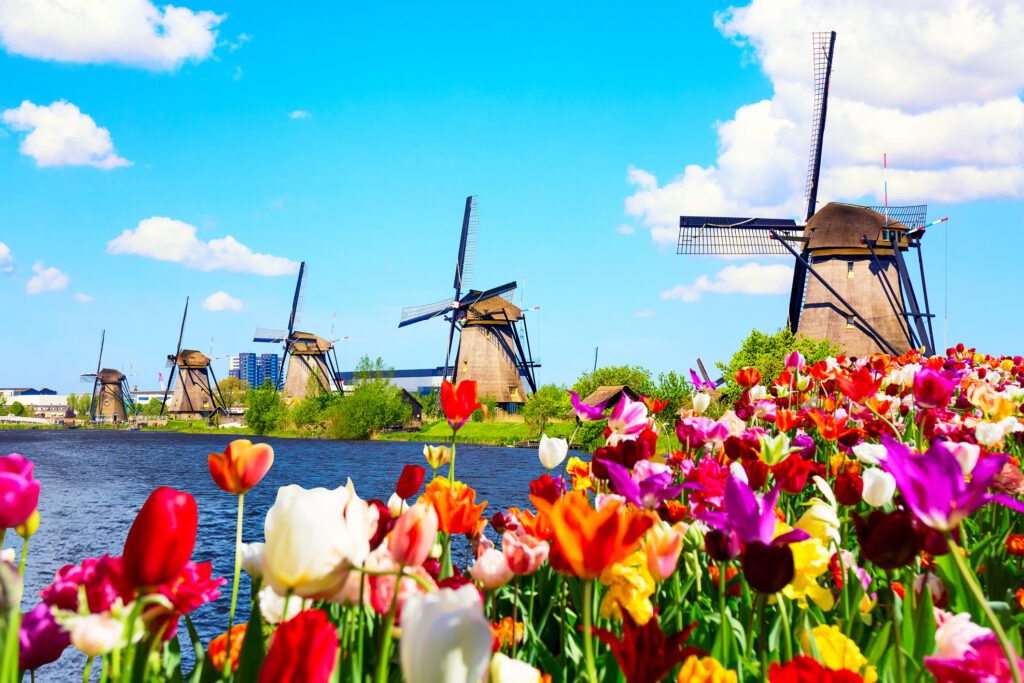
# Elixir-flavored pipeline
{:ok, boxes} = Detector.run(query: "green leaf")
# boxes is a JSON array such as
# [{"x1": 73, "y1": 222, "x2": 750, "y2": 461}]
[
  {"x1": 912, "y1": 580, "x2": 936, "y2": 662},
  {"x1": 235, "y1": 602, "x2": 267, "y2": 683}
]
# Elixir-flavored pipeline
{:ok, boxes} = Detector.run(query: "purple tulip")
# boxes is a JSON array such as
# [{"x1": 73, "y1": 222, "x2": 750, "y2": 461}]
[
  {"x1": 881, "y1": 434, "x2": 1024, "y2": 531},
  {"x1": 0, "y1": 453, "x2": 40, "y2": 529},
  {"x1": 792, "y1": 431, "x2": 817, "y2": 460},
  {"x1": 675, "y1": 417, "x2": 729, "y2": 450},
  {"x1": 19, "y1": 603, "x2": 70, "y2": 671},
  {"x1": 912, "y1": 367, "x2": 958, "y2": 410},
  {"x1": 568, "y1": 391, "x2": 607, "y2": 422},
  {"x1": 601, "y1": 459, "x2": 686, "y2": 509},
  {"x1": 689, "y1": 369, "x2": 717, "y2": 392},
  {"x1": 698, "y1": 477, "x2": 808, "y2": 547}
]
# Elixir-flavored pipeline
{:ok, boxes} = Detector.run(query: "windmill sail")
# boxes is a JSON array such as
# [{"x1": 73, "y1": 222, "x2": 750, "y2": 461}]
[
  {"x1": 453, "y1": 195, "x2": 479, "y2": 297},
  {"x1": 805, "y1": 31, "x2": 836, "y2": 221}
]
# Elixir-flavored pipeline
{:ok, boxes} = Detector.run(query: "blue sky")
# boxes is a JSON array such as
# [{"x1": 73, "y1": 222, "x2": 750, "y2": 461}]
[{"x1": 0, "y1": 0, "x2": 1021, "y2": 393}]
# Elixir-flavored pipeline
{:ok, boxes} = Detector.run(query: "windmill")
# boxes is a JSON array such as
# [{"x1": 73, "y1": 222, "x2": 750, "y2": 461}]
[
  {"x1": 676, "y1": 32, "x2": 938, "y2": 358},
  {"x1": 80, "y1": 329, "x2": 135, "y2": 422},
  {"x1": 398, "y1": 196, "x2": 539, "y2": 407},
  {"x1": 254, "y1": 262, "x2": 342, "y2": 401},
  {"x1": 161, "y1": 297, "x2": 225, "y2": 420}
]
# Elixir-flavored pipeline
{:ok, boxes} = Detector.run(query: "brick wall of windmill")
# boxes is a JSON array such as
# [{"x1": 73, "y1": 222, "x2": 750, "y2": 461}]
[
  {"x1": 455, "y1": 323, "x2": 526, "y2": 404},
  {"x1": 798, "y1": 254, "x2": 911, "y2": 358},
  {"x1": 169, "y1": 366, "x2": 217, "y2": 419},
  {"x1": 282, "y1": 352, "x2": 333, "y2": 402},
  {"x1": 96, "y1": 380, "x2": 127, "y2": 421}
]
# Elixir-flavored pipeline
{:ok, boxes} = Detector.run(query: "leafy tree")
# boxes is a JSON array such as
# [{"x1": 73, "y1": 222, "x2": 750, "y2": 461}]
[
  {"x1": 217, "y1": 377, "x2": 251, "y2": 407},
  {"x1": 418, "y1": 388, "x2": 440, "y2": 419},
  {"x1": 66, "y1": 393, "x2": 92, "y2": 418},
  {"x1": 9, "y1": 401, "x2": 25, "y2": 417},
  {"x1": 0, "y1": 395, "x2": 8, "y2": 415},
  {"x1": 715, "y1": 328, "x2": 839, "y2": 405},
  {"x1": 570, "y1": 365, "x2": 654, "y2": 401},
  {"x1": 521, "y1": 384, "x2": 572, "y2": 436},
  {"x1": 327, "y1": 356, "x2": 411, "y2": 439},
  {"x1": 140, "y1": 399, "x2": 165, "y2": 416},
  {"x1": 244, "y1": 380, "x2": 288, "y2": 435},
  {"x1": 654, "y1": 371, "x2": 693, "y2": 418}
]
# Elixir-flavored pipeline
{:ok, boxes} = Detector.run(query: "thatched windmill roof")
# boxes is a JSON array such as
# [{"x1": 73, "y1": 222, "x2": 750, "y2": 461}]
[
  {"x1": 97, "y1": 368, "x2": 125, "y2": 382},
  {"x1": 177, "y1": 350, "x2": 210, "y2": 368},
  {"x1": 465, "y1": 295, "x2": 522, "y2": 321},
  {"x1": 805, "y1": 202, "x2": 910, "y2": 251},
  {"x1": 581, "y1": 385, "x2": 641, "y2": 411}
]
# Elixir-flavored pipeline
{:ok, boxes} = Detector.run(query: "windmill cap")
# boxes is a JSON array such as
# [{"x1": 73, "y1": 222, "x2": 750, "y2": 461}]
[
  {"x1": 805, "y1": 202, "x2": 910, "y2": 251},
  {"x1": 176, "y1": 349, "x2": 211, "y2": 367},
  {"x1": 97, "y1": 368, "x2": 126, "y2": 381}
]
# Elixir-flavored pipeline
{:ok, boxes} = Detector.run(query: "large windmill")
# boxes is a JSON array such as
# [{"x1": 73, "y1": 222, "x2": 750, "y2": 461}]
[
  {"x1": 80, "y1": 330, "x2": 135, "y2": 422},
  {"x1": 254, "y1": 262, "x2": 342, "y2": 401},
  {"x1": 677, "y1": 32, "x2": 938, "y2": 358},
  {"x1": 160, "y1": 298, "x2": 225, "y2": 420},
  {"x1": 398, "y1": 196, "x2": 539, "y2": 407}
]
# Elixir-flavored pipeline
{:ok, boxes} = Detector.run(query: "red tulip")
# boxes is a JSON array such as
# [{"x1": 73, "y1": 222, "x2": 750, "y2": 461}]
[
  {"x1": 208, "y1": 440, "x2": 274, "y2": 495},
  {"x1": 735, "y1": 367, "x2": 762, "y2": 389},
  {"x1": 395, "y1": 464, "x2": 426, "y2": 499},
  {"x1": 440, "y1": 380, "x2": 484, "y2": 432},
  {"x1": 769, "y1": 656, "x2": 865, "y2": 682},
  {"x1": 258, "y1": 609, "x2": 339, "y2": 683},
  {"x1": 122, "y1": 487, "x2": 198, "y2": 589}
]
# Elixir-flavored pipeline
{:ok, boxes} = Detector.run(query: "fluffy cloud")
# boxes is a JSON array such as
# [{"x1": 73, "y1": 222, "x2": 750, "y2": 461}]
[
  {"x1": 25, "y1": 261, "x2": 69, "y2": 294},
  {"x1": 3, "y1": 100, "x2": 131, "y2": 169},
  {"x1": 107, "y1": 216, "x2": 299, "y2": 276},
  {"x1": 74, "y1": 293, "x2": 94, "y2": 303},
  {"x1": 202, "y1": 290, "x2": 243, "y2": 312},
  {"x1": 661, "y1": 262, "x2": 792, "y2": 303},
  {"x1": 288, "y1": 110, "x2": 312, "y2": 120},
  {"x1": 0, "y1": 242, "x2": 12, "y2": 272},
  {"x1": 0, "y1": 0, "x2": 224, "y2": 70},
  {"x1": 627, "y1": 0, "x2": 1024, "y2": 244}
]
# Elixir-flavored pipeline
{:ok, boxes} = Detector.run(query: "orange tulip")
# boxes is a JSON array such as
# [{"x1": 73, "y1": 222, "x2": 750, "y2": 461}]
[
  {"x1": 440, "y1": 380, "x2": 485, "y2": 432},
  {"x1": 208, "y1": 624, "x2": 247, "y2": 673},
  {"x1": 735, "y1": 367, "x2": 762, "y2": 389},
  {"x1": 208, "y1": 440, "x2": 274, "y2": 495},
  {"x1": 421, "y1": 479, "x2": 488, "y2": 535},
  {"x1": 530, "y1": 491, "x2": 652, "y2": 579}
]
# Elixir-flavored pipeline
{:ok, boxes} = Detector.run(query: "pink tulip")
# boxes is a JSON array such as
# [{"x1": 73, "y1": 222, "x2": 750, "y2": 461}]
[
  {"x1": 389, "y1": 503, "x2": 438, "y2": 567},
  {"x1": 469, "y1": 548, "x2": 513, "y2": 590},
  {"x1": 644, "y1": 523, "x2": 685, "y2": 581},
  {"x1": 607, "y1": 394, "x2": 649, "y2": 440},
  {"x1": 0, "y1": 454, "x2": 40, "y2": 529},
  {"x1": 785, "y1": 350, "x2": 805, "y2": 372},
  {"x1": 912, "y1": 367, "x2": 958, "y2": 410},
  {"x1": 502, "y1": 532, "x2": 549, "y2": 576}
]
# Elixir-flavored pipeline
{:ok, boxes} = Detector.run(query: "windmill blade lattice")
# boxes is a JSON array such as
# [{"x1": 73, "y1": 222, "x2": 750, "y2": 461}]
[
  {"x1": 677, "y1": 217, "x2": 802, "y2": 255},
  {"x1": 399, "y1": 298, "x2": 455, "y2": 327},
  {"x1": 453, "y1": 195, "x2": 479, "y2": 296}
]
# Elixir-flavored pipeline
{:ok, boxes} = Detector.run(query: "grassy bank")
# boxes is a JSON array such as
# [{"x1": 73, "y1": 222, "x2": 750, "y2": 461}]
[{"x1": 374, "y1": 419, "x2": 576, "y2": 446}]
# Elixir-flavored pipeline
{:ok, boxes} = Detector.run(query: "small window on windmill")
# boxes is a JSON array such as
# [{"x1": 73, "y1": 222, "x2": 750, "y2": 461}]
[
  {"x1": 846, "y1": 316, "x2": 855, "y2": 329},
  {"x1": 847, "y1": 262, "x2": 855, "y2": 279}
]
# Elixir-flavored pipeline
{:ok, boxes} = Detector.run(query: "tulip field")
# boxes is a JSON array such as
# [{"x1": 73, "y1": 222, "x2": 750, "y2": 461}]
[{"x1": 4, "y1": 345, "x2": 1024, "y2": 682}]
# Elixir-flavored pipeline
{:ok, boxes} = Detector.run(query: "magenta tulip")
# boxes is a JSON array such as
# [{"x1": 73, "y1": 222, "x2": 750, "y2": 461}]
[
  {"x1": 19, "y1": 603, "x2": 70, "y2": 671},
  {"x1": 912, "y1": 367, "x2": 957, "y2": 410},
  {"x1": 0, "y1": 453, "x2": 40, "y2": 529}
]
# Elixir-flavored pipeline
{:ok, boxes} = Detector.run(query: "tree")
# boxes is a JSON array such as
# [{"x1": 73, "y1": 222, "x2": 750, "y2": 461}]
[
  {"x1": 217, "y1": 377, "x2": 251, "y2": 407},
  {"x1": 521, "y1": 384, "x2": 572, "y2": 436},
  {"x1": 571, "y1": 365, "x2": 654, "y2": 401},
  {"x1": 140, "y1": 399, "x2": 166, "y2": 416},
  {"x1": 715, "y1": 328, "x2": 839, "y2": 405},
  {"x1": 9, "y1": 401, "x2": 25, "y2": 417},
  {"x1": 66, "y1": 393, "x2": 92, "y2": 418},
  {"x1": 654, "y1": 371, "x2": 693, "y2": 418},
  {"x1": 327, "y1": 356, "x2": 411, "y2": 439},
  {"x1": 0, "y1": 395, "x2": 7, "y2": 415},
  {"x1": 244, "y1": 380, "x2": 288, "y2": 435}
]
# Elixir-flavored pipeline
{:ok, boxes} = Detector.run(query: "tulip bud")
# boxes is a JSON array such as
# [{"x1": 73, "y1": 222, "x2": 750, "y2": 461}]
[
  {"x1": 16, "y1": 509, "x2": 40, "y2": 539},
  {"x1": 795, "y1": 374, "x2": 812, "y2": 392},
  {"x1": 749, "y1": 385, "x2": 767, "y2": 402},
  {"x1": 502, "y1": 532, "x2": 549, "y2": 576},
  {"x1": 692, "y1": 393, "x2": 711, "y2": 415},
  {"x1": 644, "y1": 523, "x2": 684, "y2": 581},
  {"x1": 741, "y1": 542, "x2": 795, "y2": 593},
  {"x1": 538, "y1": 435, "x2": 569, "y2": 470},
  {"x1": 705, "y1": 528, "x2": 741, "y2": 562},
  {"x1": 854, "y1": 511, "x2": 919, "y2": 570},
  {"x1": 390, "y1": 503, "x2": 438, "y2": 567},
  {"x1": 861, "y1": 469, "x2": 896, "y2": 507},
  {"x1": 122, "y1": 487, "x2": 198, "y2": 588},
  {"x1": 70, "y1": 614, "x2": 122, "y2": 657},
  {"x1": 388, "y1": 493, "x2": 406, "y2": 518},
  {"x1": 0, "y1": 560, "x2": 22, "y2": 611},
  {"x1": 834, "y1": 472, "x2": 863, "y2": 506},
  {"x1": 469, "y1": 548, "x2": 512, "y2": 590},
  {"x1": 489, "y1": 653, "x2": 543, "y2": 683},
  {"x1": 785, "y1": 351, "x2": 805, "y2": 372},
  {"x1": 422, "y1": 444, "x2": 451, "y2": 471},
  {"x1": 395, "y1": 465, "x2": 425, "y2": 500},
  {"x1": 240, "y1": 543, "x2": 264, "y2": 579},
  {"x1": 207, "y1": 440, "x2": 274, "y2": 495}
]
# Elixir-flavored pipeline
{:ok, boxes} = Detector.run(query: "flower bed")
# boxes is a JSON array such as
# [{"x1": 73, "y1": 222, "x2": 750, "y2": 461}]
[{"x1": 2, "y1": 345, "x2": 1024, "y2": 682}]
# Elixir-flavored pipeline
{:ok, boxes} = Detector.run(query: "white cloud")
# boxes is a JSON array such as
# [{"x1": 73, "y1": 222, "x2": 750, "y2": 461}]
[
  {"x1": 73, "y1": 292, "x2": 94, "y2": 303},
  {"x1": 0, "y1": 0, "x2": 224, "y2": 70},
  {"x1": 616, "y1": 224, "x2": 635, "y2": 235},
  {"x1": 2, "y1": 100, "x2": 131, "y2": 169},
  {"x1": 107, "y1": 216, "x2": 300, "y2": 276},
  {"x1": 202, "y1": 290, "x2": 243, "y2": 312},
  {"x1": 633, "y1": 309, "x2": 656, "y2": 318},
  {"x1": 661, "y1": 262, "x2": 792, "y2": 303},
  {"x1": 0, "y1": 242, "x2": 12, "y2": 272},
  {"x1": 288, "y1": 110, "x2": 311, "y2": 120},
  {"x1": 25, "y1": 261, "x2": 69, "y2": 294},
  {"x1": 226, "y1": 32, "x2": 249, "y2": 52},
  {"x1": 627, "y1": 0, "x2": 1024, "y2": 245}
]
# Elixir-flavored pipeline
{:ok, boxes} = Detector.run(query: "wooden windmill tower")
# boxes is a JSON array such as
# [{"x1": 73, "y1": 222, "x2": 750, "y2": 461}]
[
  {"x1": 254, "y1": 262, "x2": 342, "y2": 401},
  {"x1": 160, "y1": 298, "x2": 225, "y2": 420},
  {"x1": 80, "y1": 329, "x2": 135, "y2": 422},
  {"x1": 398, "y1": 196, "x2": 539, "y2": 408},
  {"x1": 677, "y1": 32, "x2": 939, "y2": 358}
]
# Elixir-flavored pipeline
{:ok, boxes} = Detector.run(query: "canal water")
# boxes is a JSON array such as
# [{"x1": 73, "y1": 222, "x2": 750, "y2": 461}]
[{"x1": 0, "y1": 430, "x2": 551, "y2": 680}]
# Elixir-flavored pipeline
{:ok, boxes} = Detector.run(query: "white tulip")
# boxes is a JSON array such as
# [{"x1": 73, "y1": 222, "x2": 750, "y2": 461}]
[
  {"x1": 400, "y1": 585, "x2": 493, "y2": 683},
  {"x1": 258, "y1": 584, "x2": 306, "y2": 624},
  {"x1": 748, "y1": 385, "x2": 767, "y2": 401},
  {"x1": 934, "y1": 612, "x2": 991, "y2": 659},
  {"x1": 692, "y1": 393, "x2": 711, "y2": 415},
  {"x1": 945, "y1": 442, "x2": 980, "y2": 476},
  {"x1": 388, "y1": 492, "x2": 406, "y2": 517},
  {"x1": 852, "y1": 442, "x2": 887, "y2": 466},
  {"x1": 975, "y1": 421, "x2": 1004, "y2": 447},
  {"x1": 240, "y1": 542, "x2": 264, "y2": 579},
  {"x1": 728, "y1": 461, "x2": 748, "y2": 484},
  {"x1": 861, "y1": 469, "x2": 896, "y2": 507},
  {"x1": 70, "y1": 614, "x2": 123, "y2": 657},
  {"x1": 262, "y1": 481, "x2": 379, "y2": 599},
  {"x1": 489, "y1": 653, "x2": 542, "y2": 683},
  {"x1": 538, "y1": 434, "x2": 569, "y2": 470}
]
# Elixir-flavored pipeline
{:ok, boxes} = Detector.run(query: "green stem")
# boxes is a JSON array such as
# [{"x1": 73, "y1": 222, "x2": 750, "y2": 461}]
[
  {"x1": 82, "y1": 656, "x2": 94, "y2": 683},
  {"x1": 223, "y1": 492, "x2": 245, "y2": 677},
  {"x1": 888, "y1": 573, "x2": 906, "y2": 683},
  {"x1": 512, "y1": 578, "x2": 520, "y2": 658},
  {"x1": 757, "y1": 594, "x2": 767, "y2": 683},
  {"x1": 280, "y1": 589, "x2": 293, "y2": 623},
  {"x1": 777, "y1": 594, "x2": 793, "y2": 664},
  {"x1": 2, "y1": 539, "x2": 29, "y2": 683},
  {"x1": 948, "y1": 538, "x2": 1022, "y2": 683},
  {"x1": 374, "y1": 564, "x2": 405, "y2": 683},
  {"x1": 448, "y1": 435, "x2": 457, "y2": 484},
  {"x1": 673, "y1": 570, "x2": 683, "y2": 633},
  {"x1": 582, "y1": 580, "x2": 598, "y2": 683},
  {"x1": 718, "y1": 562, "x2": 729, "y2": 666}
]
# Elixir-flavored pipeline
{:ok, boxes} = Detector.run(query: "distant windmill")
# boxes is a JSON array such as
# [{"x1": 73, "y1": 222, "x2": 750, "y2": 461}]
[
  {"x1": 254, "y1": 262, "x2": 342, "y2": 401},
  {"x1": 398, "y1": 196, "x2": 539, "y2": 407},
  {"x1": 80, "y1": 329, "x2": 134, "y2": 422},
  {"x1": 161, "y1": 297, "x2": 225, "y2": 420},
  {"x1": 676, "y1": 32, "x2": 939, "y2": 358}
]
